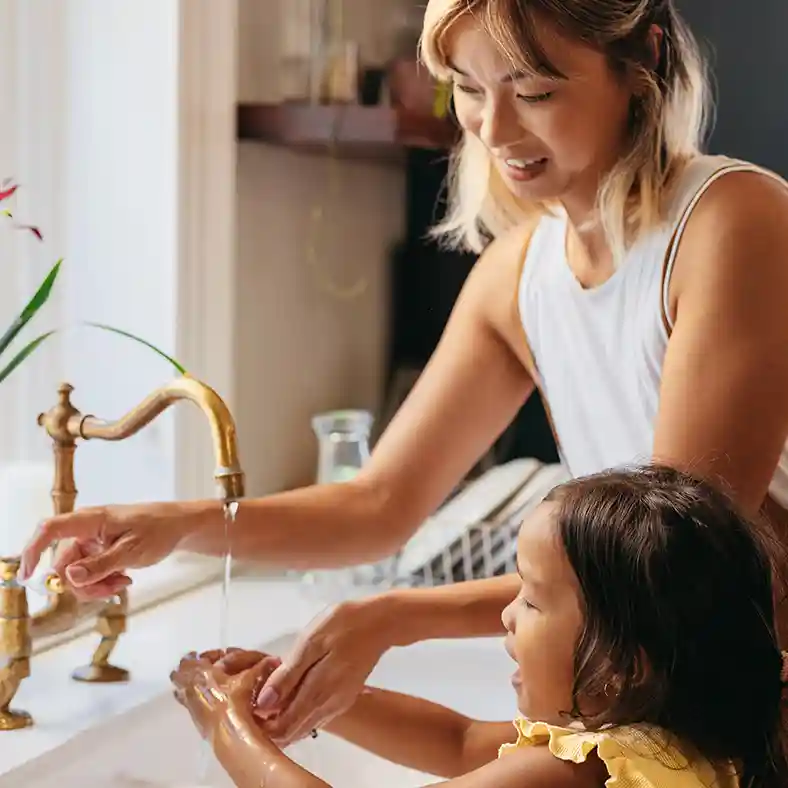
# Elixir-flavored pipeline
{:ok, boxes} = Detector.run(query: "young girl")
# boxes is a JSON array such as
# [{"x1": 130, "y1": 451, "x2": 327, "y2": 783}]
[{"x1": 172, "y1": 465, "x2": 788, "y2": 787}]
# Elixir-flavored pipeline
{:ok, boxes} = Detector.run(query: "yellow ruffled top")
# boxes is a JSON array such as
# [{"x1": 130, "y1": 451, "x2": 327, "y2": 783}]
[{"x1": 498, "y1": 717, "x2": 739, "y2": 787}]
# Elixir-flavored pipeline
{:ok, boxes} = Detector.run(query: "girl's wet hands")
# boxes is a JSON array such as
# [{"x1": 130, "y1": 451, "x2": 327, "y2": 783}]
[{"x1": 170, "y1": 649, "x2": 282, "y2": 742}]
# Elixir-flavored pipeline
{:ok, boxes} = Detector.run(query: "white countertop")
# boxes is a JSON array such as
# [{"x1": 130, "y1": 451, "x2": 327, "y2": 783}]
[{"x1": 2, "y1": 575, "x2": 330, "y2": 776}]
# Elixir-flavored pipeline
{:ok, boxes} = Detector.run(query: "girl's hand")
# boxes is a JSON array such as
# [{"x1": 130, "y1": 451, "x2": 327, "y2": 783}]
[
  {"x1": 248, "y1": 599, "x2": 391, "y2": 746},
  {"x1": 170, "y1": 649, "x2": 282, "y2": 741}
]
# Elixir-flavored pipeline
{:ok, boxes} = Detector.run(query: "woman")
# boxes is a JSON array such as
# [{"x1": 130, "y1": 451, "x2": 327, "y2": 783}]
[{"x1": 20, "y1": 0, "x2": 788, "y2": 747}]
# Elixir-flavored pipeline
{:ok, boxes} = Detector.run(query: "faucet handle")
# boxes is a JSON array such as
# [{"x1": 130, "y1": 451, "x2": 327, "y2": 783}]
[
  {"x1": 0, "y1": 555, "x2": 33, "y2": 731},
  {"x1": 0, "y1": 556, "x2": 22, "y2": 583}
]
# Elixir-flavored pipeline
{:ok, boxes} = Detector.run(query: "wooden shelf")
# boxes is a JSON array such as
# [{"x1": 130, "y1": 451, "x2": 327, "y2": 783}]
[{"x1": 237, "y1": 103, "x2": 457, "y2": 160}]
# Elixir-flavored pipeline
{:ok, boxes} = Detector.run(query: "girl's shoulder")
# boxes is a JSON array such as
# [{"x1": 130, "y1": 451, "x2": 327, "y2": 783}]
[{"x1": 499, "y1": 717, "x2": 740, "y2": 788}]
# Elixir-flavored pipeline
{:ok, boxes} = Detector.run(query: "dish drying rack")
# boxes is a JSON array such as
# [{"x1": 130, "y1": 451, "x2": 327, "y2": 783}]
[{"x1": 298, "y1": 459, "x2": 569, "y2": 598}]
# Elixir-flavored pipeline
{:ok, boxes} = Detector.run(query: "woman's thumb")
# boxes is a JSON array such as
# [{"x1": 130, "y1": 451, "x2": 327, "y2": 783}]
[{"x1": 67, "y1": 536, "x2": 132, "y2": 585}]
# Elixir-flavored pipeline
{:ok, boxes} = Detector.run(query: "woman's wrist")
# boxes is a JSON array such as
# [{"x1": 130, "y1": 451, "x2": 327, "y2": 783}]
[
  {"x1": 172, "y1": 498, "x2": 225, "y2": 551},
  {"x1": 360, "y1": 588, "x2": 414, "y2": 649}
]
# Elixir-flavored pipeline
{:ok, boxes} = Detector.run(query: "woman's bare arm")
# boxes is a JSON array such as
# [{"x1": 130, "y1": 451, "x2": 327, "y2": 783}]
[
  {"x1": 654, "y1": 170, "x2": 788, "y2": 517},
  {"x1": 179, "y1": 225, "x2": 536, "y2": 567}
]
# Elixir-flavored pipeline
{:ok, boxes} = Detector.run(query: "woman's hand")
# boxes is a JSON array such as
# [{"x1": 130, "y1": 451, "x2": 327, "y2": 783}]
[
  {"x1": 19, "y1": 502, "x2": 197, "y2": 599},
  {"x1": 245, "y1": 599, "x2": 392, "y2": 746},
  {"x1": 170, "y1": 649, "x2": 282, "y2": 742}
]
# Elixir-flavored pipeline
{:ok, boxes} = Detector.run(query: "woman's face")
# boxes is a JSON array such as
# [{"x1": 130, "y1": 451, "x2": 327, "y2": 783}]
[{"x1": 446, "y1": 16, "x2": 635, "y2": 211}]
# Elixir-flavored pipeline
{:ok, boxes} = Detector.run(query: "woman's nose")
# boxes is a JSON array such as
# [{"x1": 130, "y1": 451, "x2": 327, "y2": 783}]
[{"x1": 479, "y1": 97, "x2": 518, "y2": 151}]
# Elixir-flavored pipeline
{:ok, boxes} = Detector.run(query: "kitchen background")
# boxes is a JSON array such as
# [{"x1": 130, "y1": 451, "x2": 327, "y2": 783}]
[{"x1": 0, "y1": 0, "x2": 785, "y2": 557}]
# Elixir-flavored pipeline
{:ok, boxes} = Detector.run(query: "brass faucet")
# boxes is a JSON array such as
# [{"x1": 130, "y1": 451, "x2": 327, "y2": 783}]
[
  {"x1": 0, "y1": 375, "x2": 244, "y2": 728},
  {"x1": 4, "y1": 375, "x2": 244, "y2": 708},
  {"x1": 0, "y1": 556, "x2": 63, "y2": 730}
]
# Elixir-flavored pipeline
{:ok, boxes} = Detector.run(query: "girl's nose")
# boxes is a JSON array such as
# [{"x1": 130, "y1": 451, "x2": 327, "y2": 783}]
[{"x1": 501, "y1": 599, "x2": 515, "y2": 632}]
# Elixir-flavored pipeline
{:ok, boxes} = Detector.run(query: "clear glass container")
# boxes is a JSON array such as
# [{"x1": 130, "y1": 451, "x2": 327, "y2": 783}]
[
  {"x1": 299, "y1": 409, "x2": 401, "y2": 601},
  {"x1": 312, "y1": 409, "x2": 373, "y2": 485}
]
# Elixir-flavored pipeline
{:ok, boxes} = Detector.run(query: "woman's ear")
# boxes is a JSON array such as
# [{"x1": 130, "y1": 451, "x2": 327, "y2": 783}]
[{"x1": 647, "y1": 24, "x2": 664, "y2": 72}]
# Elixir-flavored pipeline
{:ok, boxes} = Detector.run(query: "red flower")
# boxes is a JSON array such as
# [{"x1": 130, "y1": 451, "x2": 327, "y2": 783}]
[{"x1": 0, "y1": 184, "x2": 18, "y2": 202}]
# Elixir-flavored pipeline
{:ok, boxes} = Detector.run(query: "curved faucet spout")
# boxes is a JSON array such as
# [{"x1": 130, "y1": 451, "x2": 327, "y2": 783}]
[
  {"x1": 32, "y1": 375, "x2": 245, "y2": 642},
  {"x1": 40, "y1": 376, "x2": 245, "y2": 501}
]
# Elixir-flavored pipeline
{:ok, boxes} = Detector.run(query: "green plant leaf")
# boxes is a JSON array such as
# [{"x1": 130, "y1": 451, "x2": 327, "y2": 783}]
[
  {"x1": 0, "y1": 330, "x2": 56, "y2": 384},
  {"x1": 0, "y1": 259, "x2": 62, "y2": 360},
  {"x1": 84, "y1": 322, "x2": 187, "y2": 375}
]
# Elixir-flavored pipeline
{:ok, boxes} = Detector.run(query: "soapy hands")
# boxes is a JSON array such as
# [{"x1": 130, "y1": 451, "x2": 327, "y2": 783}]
[{"x1": 170, "y1": 649, "x2": 282, "y2": 743}]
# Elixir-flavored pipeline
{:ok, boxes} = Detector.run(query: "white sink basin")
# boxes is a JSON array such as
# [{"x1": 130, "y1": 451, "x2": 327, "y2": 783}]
[{"x1": 0, "y1": 634, "x2": 516, "y2": 787}]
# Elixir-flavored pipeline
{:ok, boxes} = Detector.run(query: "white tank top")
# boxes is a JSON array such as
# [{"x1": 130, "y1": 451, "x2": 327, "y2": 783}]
[{"x1": 518, "y1": 154, "x2": 788, "y2": 508}]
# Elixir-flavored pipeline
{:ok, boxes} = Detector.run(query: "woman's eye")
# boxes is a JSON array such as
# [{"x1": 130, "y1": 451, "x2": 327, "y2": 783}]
[
  {"x1": 454, "y1": 84, "x2": 482, "y2": 96},
  {"x1": 517, "y1": 92, "x2": 553, "y2": 104}
]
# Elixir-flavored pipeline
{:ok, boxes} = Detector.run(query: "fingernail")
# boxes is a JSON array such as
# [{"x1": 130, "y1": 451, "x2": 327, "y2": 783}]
[
  {"x1": 255, "y1": 686, "x2": 279, "y2": 711},
  {"x1": 67, "y1": 565, "x2": 88, "y2": 583}
]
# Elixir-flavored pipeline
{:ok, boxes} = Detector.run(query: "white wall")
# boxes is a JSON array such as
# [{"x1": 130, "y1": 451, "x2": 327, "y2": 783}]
[
  {"x1": 0, "y1": 0, "x2": 69, "y2": 467},
  {"x1": 60, "y1": 0, "x2": 180, "y2": 507},
  {"x1": 235, "y1": 0, "x2": 409, "y2": 494},
  {"x1": 0, "y1": 0, "x2": 181, "y2": 510}
]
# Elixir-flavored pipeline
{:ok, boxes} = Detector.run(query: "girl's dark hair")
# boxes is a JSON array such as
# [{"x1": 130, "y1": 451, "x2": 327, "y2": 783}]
[{"x1": 546, "y1": 464, "x2": 788, "y2": 787}]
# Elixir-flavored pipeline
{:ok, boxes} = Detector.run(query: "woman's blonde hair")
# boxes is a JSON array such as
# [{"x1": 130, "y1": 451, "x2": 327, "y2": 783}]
[{"x1": 420, "y1": 0, "x2": 712, "y2": 260}]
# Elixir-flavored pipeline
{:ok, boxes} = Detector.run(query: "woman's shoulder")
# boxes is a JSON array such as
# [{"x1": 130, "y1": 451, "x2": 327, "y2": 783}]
[
  {"x1": 499, "y1": 718, "x2": 739, "y2": 788},
  {"x1": 463, "y1": 221, "x2": 541, "y2": 330},
  {"x1": 672, "y1": 153, "x2": 788, "y2": 226},
  {"x1": 669, "y1": 153, "x2": 788, "y2": 302}
]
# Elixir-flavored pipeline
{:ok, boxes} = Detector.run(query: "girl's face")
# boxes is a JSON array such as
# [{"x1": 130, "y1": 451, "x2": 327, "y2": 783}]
[
  {"x1": 502, "y1": 502, "x2": 584, "y2": 723},
  {"x1": 446, "y1": 16, "x2": 634, "y2": 212}
]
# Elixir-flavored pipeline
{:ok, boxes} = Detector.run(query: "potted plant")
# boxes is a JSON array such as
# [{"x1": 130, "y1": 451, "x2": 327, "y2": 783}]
[{"x1": 0, "y1": 180, "x2": 185, "y2": 382}]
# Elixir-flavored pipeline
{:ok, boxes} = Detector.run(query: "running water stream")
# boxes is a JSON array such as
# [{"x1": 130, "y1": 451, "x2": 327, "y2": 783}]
[{"x1": 196, "y1": 500, "x2": 239, "y2": 785}]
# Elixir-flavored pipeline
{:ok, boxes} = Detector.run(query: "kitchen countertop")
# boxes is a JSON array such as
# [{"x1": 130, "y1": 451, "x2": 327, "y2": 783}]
[{"x1": 2, "y1": 575, "x2": 331, "y2": 777}]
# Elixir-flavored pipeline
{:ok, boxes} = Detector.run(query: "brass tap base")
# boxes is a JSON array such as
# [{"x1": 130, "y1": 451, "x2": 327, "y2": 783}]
[
  {"x1": 0, "y1": 708, "x2": 33, "y2": 731},
  {"x1": 72, "y1": 664, "x2": 130, "y2": 684}
]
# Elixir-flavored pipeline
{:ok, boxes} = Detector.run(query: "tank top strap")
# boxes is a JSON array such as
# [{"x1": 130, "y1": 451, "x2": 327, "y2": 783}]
[{"x1": 660, "y1": 156, "x2": 788, "y2": 332}]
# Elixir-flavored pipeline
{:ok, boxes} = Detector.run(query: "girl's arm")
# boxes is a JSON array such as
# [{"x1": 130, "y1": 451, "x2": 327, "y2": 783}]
[
  {"x1": 324, "y1": 687, "x2": 515, "y2": 777},
  {"x1": 212, "y1": 707, "x2": 330, "y2": 788},
  {"x1": 213, "y1": 695, "x2": 603, "y2": 788}
]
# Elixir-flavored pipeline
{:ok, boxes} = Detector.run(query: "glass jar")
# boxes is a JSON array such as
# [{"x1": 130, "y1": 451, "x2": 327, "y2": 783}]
[
  {"x1": 312, "y1": 409, "x2": 373, "y2": 485},
  {"x1": 299, "y1": 409, "x2": 401, "y2": 601}
]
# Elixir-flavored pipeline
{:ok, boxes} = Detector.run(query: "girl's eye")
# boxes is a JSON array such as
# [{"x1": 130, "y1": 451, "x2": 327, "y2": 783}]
[
  {"x1": 521, "y1": 596, "x2": 538, "y2": 611},
  {"x1": 517, "y1": 92, "x2": 553, "y2": 104}
]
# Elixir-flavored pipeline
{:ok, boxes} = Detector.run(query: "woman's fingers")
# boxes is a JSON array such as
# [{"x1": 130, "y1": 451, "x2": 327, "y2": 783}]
[
  {"x1": 254, "y1": 634, "x2": 325, "y2": 714},
  {"x1": 257, "y1": 659, "x2": 349, "y2": 742},
  {"x1": 65, "y1": 572, "x2": 131, "y2": 600},
  {"x1": 20, "y1": 509, "x2": 105, "y2": 580}
]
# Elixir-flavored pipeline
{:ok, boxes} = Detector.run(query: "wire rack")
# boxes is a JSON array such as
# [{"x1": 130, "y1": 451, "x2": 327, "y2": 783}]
[{"x1": 296, "y1": 461, "x2": 569, "y2": 601}]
